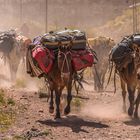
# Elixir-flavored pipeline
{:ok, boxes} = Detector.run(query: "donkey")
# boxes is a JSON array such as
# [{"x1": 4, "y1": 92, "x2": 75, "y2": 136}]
[
  {"x1": 0, "y1": 30, "x2": 31, "y2": 81},
  {"x1": 44, "y1": 45, "x2": 74, "y2": 119},
  {"x1": 88, "y1": 36, "x2": 115, "y2": 91},
  {"x1": 110, "y1": 36, "x2": 140, "y2": 118}
]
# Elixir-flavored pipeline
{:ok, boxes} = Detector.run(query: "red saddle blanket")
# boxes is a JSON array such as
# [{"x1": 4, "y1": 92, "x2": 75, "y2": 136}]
[
  {"x1": 32, "y1": 46, "x2": 93, "y2": 73},
  {"x1": 32, "y1": 46, "x2": 54, "y2": 74},
  {"x1": 71, "y1": 50, "x2": 94, "y2": 71}
]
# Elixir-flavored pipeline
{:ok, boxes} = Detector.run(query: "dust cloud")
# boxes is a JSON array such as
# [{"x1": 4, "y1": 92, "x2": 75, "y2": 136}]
[
  {"x1": 0, "y1": 58, "x2": 41, "y2": 91},
  {"x1": 0, "y1": 57, "x2": 12, "y2": 88},
  {"x1": 81, "y1": 100, "x2": 129, "y2": 121},
  {"x1": 17, "y1": 62, "x2": 42, "y2": 92}
]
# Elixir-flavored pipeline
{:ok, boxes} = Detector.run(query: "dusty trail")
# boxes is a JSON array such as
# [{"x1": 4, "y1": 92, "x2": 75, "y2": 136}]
[{"x1": 0, "y1": 80, "x2": 140, "y2": 140}]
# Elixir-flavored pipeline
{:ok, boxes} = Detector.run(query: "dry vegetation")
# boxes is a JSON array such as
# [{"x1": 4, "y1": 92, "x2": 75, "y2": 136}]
[
  {"x1": 0, "y1": 89, "x2": 16, "y2": 132},
  {"x1": 92, "y1": 6, "x2": 140, "y2": 42}
]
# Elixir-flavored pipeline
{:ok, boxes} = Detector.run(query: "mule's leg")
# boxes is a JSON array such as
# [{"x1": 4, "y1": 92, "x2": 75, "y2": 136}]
[
  {"x1": 64, "y1": 82, "x2": 72, "y2": 115},
  {"x1": 134, "y1": 90, "x2": 140, "y2": 118},
  {"x1": 101, "y1": 72, "x2": 106, "y2": 91},
  {"x1": 97, "y1": 73, "x2": 102, "y2": 92},
  {"x1": 101, "y1": 65, "x2": 109, "y2": 91},
  {"x1": 55, "y1": 89, "x2": 61, "y2": 119},
  {"x1": 93, "y1": 72, "x2": 101, "y2": 92},
  {"x1": 49, "y1": 89, "x2": 54, "y2": 114},
  {"x1": 9, "y1": 63, "x2": 18, "y2": 82},
  {"x1": 127, "y1": 85, "x2": 136, "y2": 116},
  {"x1": 120, "y1": 79, "x2": 127, "y2": 112},
  {"x1": 93, "y1": 72, "x2": 97, "y2": 91},
  {"x1": 93, "y1": 69, "x2": 99, "y2": 91},
  {"x1": 8, "y1": 53, "x2": 20, "y2": 82}
]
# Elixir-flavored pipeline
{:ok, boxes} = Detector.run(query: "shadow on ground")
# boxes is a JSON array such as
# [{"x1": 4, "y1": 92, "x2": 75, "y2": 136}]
[
  {"x1": 124, "y1": 118, "x2": 140, "y2": 126},
  {"x1": 37, "y1": 115, "x2": 109, "y2": 133}
]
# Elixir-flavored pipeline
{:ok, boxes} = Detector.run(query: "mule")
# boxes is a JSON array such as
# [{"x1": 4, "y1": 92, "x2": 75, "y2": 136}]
[
  {"x1": 110, "y1": 36, "x2": 140, "y2": 118},
  {"x1": 44, "y1": 45, "x2": 74, "y2": 119},
  {"x1": 0, "y1": 30, "x2": 31, "y2": 81},
  {"x1": 88, "y1": 36, "x2": 115, "y2": 91}
]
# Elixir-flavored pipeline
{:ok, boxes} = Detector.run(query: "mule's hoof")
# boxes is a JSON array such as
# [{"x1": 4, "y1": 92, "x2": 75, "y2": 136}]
[
  {"x1": 64, "y1": 107, "x2": 70, "y2": 115},
  {"x1": 54, "y1": 112, "x2": 61, "y2": 120},
  {"x1": 123, "y1": 109, "x2": 127, "y2": 113},
  {"x1": 54, "y1": 118, "x2": 62, "y2": 123},
  {"x1": 128, "y1": 108, "x2": 133, "y2": 116},
  {"x1": 123, "y1": 105, "x2": 127, "y2": 113},
  {"x1": 134, "y1": 112, "x2": 139, "y2": 119},
  {"x1": 49, "y1": 108, "x2": 54, "y2": 114}
]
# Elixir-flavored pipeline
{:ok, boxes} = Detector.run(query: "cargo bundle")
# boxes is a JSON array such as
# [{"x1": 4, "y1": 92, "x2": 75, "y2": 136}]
[{"x1": 26, "y1": 29, "x2": 94, "y2": 77}]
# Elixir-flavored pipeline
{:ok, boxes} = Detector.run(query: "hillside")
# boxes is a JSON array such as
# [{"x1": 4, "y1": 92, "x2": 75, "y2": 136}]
[
  {"x1": 92, "y1": 6, "x2": 140, "y2": 42},
  {"x1": 0, "y1": 0, "x2": 133, "y2": 34}
]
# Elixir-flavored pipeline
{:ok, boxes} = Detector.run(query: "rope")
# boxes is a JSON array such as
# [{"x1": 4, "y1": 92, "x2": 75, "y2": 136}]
[
  {"x1": 43, "y1": 39, "x2": 86, "y2": 46},
  {"x1": 58, "y1": 48, "x2": 71, "y2": 79}
]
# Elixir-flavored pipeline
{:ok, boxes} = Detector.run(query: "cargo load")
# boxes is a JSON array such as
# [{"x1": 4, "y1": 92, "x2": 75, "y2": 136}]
[
  {"x1": 0, "y1": 30, "x2": 16, "y2": 54},
  {"x1": 34, "y1": 29, "x2": 86, "y2": 50},
  {"x1": 133, "y1": 34, "x2": 140, "y2": 46},
  {"x1": 27, "y1": 29, "x2": 95, "y2": 77}
]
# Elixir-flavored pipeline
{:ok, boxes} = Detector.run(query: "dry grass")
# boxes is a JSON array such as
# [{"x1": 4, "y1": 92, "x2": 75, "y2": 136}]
[
  {"x1": 91, "y1": 6, "x2": 140, "y2": 41},
  {"x1": 0, "y1": 89, "x2": 16, "y2": 132}
]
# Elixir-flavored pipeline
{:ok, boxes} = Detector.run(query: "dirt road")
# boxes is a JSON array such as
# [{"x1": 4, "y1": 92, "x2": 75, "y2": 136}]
[{"x1": 0, "y1": 81, "x2": 140, "y2": 140}]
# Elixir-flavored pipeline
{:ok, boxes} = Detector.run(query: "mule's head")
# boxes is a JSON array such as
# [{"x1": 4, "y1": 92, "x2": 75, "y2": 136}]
[{"x1": 58, "y1": 44, "x2": 73, "y2": 80}]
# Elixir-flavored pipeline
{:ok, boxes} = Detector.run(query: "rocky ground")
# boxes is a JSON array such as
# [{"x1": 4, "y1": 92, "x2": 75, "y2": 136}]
[{"x1": 0, "y1": 80, "x2": 140, "y2": 140}]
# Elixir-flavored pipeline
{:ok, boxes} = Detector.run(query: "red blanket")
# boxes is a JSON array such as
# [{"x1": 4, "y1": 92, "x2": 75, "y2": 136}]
[
  {"x1": 32, "y1": 46, "x2": 93, "y2": 74},
  {"x1": 72, "y1": 50, "x2": 94, "y2": 71},
  {"x1": 32, "y1": 46, "x2": 54, "y2": 73}
]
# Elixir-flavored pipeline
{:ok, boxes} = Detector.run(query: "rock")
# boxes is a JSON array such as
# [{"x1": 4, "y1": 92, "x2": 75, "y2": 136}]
[
  {"x1": 31, "y1": 127, "x2": 38, "y2": 131},
  {"x1": 25, "y1": 117, "x2": 29, "y2": 119},
  {"x1": 39, "y1": 109, "x2": 44, "y2": 113}
]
